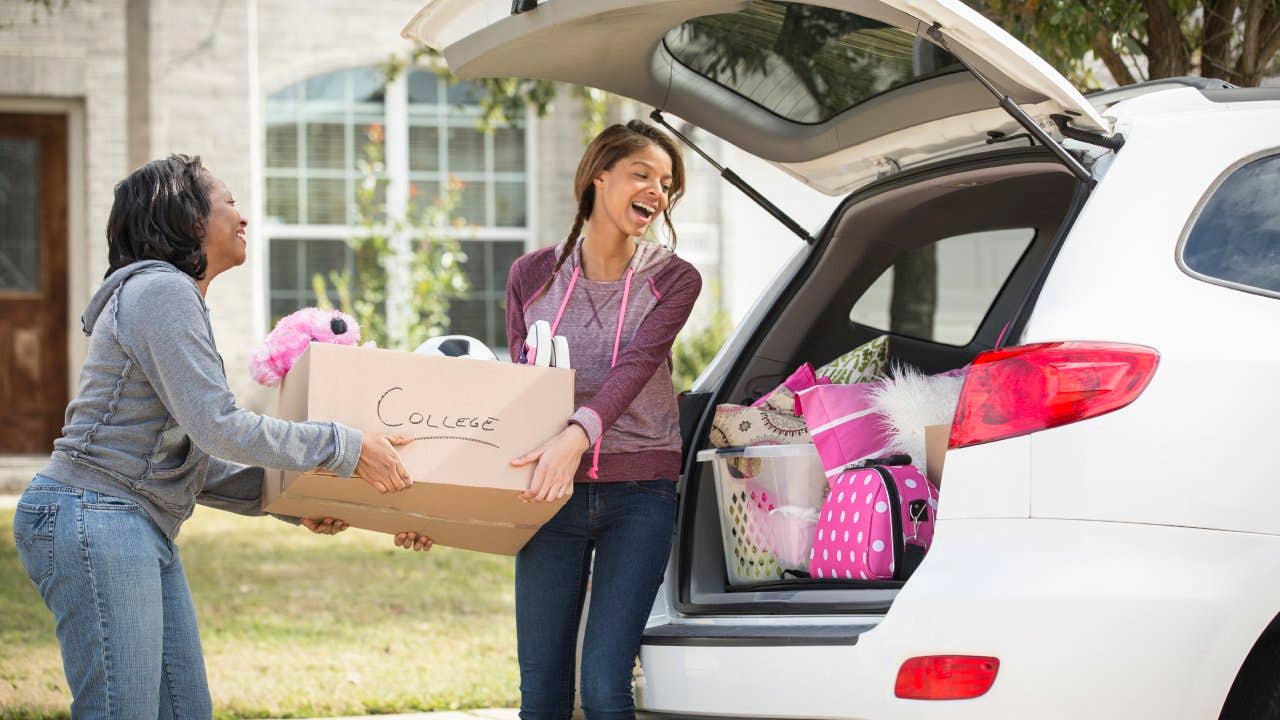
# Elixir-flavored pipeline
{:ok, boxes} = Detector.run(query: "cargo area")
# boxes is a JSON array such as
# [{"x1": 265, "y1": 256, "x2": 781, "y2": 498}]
[{"x1": 674, "y1": 150, "x2": 1084, "y2": 614}]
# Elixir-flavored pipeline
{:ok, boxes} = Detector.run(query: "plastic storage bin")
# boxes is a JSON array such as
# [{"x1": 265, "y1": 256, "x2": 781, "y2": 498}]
[{"x1": 696, "y1": 444, "x2": 829, "y2": 585}]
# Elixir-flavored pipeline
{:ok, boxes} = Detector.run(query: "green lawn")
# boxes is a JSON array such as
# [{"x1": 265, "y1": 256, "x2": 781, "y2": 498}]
[{"x1": 0, "y1": 506, "x2": 520, "y2": 719}]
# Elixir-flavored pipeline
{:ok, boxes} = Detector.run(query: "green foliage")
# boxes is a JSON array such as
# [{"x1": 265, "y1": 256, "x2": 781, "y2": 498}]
[
  {"x1": 313, "y1": 123, "x2": 470, "y2": 351},
  {"x1": 964, "y1": 0, "x2": 1280, "y2": 88},
  {"x1": 672, "y1": 298, "x2": 732, "y2": 393},
  {"x1": 401, "y1": 46, "x2": 618, "y2": 141}
]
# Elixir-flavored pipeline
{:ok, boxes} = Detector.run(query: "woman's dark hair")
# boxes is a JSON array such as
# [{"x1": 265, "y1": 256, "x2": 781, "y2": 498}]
[
  {"x1": 105, "y1": 154, "x2": 215, "y2": 280},
  {"x1": 530, "y1": 119, "x2": 686, "y2": 304}
]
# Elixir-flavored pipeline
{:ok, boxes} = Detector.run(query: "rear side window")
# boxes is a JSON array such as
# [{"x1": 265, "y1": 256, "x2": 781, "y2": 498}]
[
  {"x1": 1181, "y1": 152, "x2": 1280, "y2": 297},
  {"x1": 662, "y1": 0, "x2": 961, "y2": 124},
  {"x1": 849, "y1": 228, "x2": 1035, "y2": 346}
]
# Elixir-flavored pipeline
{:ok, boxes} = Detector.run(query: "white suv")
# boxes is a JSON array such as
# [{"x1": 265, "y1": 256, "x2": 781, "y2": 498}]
[{"x1": 406, "y1": 1, "x2": 1280, "y2": 717}]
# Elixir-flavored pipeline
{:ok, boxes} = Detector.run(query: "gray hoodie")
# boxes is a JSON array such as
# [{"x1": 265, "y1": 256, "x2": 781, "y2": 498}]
[{"x1": 39, "y1": 260, "x2": 362, "y2": 539}]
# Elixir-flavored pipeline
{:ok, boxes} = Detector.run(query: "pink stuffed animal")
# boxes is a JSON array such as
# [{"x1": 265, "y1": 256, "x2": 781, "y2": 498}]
[{"x1": 251, "y1": 308, "x2": 361, "y2": 386}]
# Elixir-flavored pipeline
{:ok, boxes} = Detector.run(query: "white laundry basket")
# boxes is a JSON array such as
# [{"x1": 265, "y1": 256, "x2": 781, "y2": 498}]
[{"x1": 696, "y1": 444, "x2": 829, "y2": 585}]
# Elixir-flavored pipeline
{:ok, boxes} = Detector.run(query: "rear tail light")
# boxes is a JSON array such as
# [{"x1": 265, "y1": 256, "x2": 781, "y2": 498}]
[
  {"x1": 949, "y1": 341, "x2": 1159, "y2": 449},
  {"x1": 895, "y1": 655, "x2": 1000, "y2": 700}
]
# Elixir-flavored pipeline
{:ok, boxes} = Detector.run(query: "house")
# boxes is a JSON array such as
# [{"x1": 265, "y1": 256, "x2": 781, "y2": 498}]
[{"x1": 0, "y1": 0, "x2": 830, "y2": 476}]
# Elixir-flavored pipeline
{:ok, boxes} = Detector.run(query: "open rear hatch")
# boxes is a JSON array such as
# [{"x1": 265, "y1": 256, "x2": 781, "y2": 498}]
[
  {"x1": 403, "y1": 0, "x2": 1114, "y2": 194},
  {"x1": 402, "y1": 0, "x2": 1104, "y2": 626}
]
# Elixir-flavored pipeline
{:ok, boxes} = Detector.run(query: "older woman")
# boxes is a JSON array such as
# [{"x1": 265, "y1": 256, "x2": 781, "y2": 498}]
[{"x1": 11, "y1": 154, "x2": 410, "y2": 718}]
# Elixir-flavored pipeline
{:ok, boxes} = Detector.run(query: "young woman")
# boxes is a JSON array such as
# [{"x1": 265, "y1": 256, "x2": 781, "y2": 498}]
[
  {"x1": 508, "y1": 120, "x2": 700, "y2": 719},
  {"x1": 12, "y1": 154, "x2": 414, "y2": 718}
]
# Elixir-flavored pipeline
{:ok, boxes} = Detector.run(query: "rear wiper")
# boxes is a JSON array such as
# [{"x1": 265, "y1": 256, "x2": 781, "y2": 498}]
[{"x1": 649, "y1": 110, "x2": 817, "y2": 245}]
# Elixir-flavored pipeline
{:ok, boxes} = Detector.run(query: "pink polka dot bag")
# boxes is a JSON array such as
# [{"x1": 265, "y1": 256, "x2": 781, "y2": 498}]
[{"x1": 808, "y1": 457, "x2": 938, "y2": 581}]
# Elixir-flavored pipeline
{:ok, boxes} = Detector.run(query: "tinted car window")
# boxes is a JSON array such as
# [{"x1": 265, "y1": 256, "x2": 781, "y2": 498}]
[
  {"x1": 849, "y1": 228, "x2": 1034, "y2": 346},
  {"x1": 1182, "y1": 153, "x2": 1280, "y2": 296},
  {"x1": 663, "y1": 0, "x2": 961, "y2": 124}
]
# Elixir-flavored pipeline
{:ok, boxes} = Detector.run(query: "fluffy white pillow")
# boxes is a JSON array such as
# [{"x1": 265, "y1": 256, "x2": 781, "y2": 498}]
[{"x1": 868, "y1": 365, "x2": 965, "y2": 474}]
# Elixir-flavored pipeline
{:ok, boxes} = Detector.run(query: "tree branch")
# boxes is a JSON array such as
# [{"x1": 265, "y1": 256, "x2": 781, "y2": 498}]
[
  {"x1": 1092, "y1": 28, "x2": 1139, "y2": 84},
  {"x1": 1201, "y1": 0, "x2": 1240, "y2": 79},
  {"x1": 1231, "y1": 0, "x2": 1267, "y2": 84},
  {"x1": 1140, "y1": 0, "x2": 1191, "y2": 77}
]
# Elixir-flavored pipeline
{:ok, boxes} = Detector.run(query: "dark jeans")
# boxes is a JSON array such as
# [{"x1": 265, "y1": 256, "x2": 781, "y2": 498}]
[{"x1": 516, "y1": 479, "x2": 678, "y2": 720}]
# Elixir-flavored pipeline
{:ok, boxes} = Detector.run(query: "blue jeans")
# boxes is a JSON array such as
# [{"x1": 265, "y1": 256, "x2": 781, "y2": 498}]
[
  {"x1": 515, "y1": 479, "x2": 678, "y2": 720},
  {"x1": 12, "y1": 476, "x2": 211, "y2": 719}
]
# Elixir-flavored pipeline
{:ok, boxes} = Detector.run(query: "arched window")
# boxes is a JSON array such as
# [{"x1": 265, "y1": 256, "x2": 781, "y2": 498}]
[{"x1": 264, "y1": 67, "x2": 529, "y2": 349}]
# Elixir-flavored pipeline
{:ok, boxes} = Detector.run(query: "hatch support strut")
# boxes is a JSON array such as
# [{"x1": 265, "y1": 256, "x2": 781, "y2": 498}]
[
  {"x1": 925, "y1": 24, "x2": 1095, "y2": 185},
  {"x1": 649, "y1": 110, "x2": 817, "y2": 245}
]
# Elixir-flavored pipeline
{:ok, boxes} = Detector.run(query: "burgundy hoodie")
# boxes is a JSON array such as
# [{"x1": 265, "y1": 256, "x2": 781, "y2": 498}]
[{"x1": 506, "y1": 239, "x2": 702, "y2": 483}]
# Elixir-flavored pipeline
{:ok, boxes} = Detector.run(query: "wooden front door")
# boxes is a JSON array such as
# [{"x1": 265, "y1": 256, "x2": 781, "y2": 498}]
[{"x1": 0, "y1": 114, "x2": 68, "y2": 454}]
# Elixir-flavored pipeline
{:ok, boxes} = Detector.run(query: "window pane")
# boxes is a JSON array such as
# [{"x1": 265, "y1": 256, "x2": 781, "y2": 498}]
[
  {"x1": 495, "y1": 182, "x2": 526, "y2": 227},
  {"x1": 350, "y1": 121, "x2": 384, "y2": 172},
  {"x1": 458, "y1": 240, "x2": 489, "y2": 291},
  {"x1": 270, "y1": 238, "x2": 355, "y2": 323},
  {"x1": 0, "y1": 139, "x2": 41, "y2": 291},
  {"x1": 447, "y1": 298, "x2": 488, "y2": 342},
  {"x1": 354, "y1": 176, "x2": 389, "y2": 224},
  {"x1": 265, "y1": 177, "x2": 299, "y2": 224},
  {"x1": 305, "y1": 239, "x2": 350, "y2": 290},
  {"x1": 410, "y1": 180, "x2": 442, "y2": 217},
  {"x1": 306, "y1": 178, "x2": 347, "y2": 224},
  {"x1": 350, "y1": 67, "x2": 386, "y2": 104},
  {"x1": 492, "y1": 241, "x2": 524, "y2": 292},
  {"x1": 494, "y1": 127, "x2": 524, "y2": 172},
  {"x1": 849, "y1": 228, "x2": 1034, "y2": 346},
  {"x1": 664, "y1": 0, "x2": 960, "y2": 124},
  {"x1": 269, "y1": 237, "x2": 299, "y2": 290},
  {"x1": 268, "y1": 83, "x2": 300, "y2": 104},
  {"x1": 409, "y1": 126, "x2": 440, "y2": 172},
  {"x1": 306, "y1": 122, "x2": 346, "y2": 169},
  {"x1": 305, "y1": 70, "x2": 346, "y2": 102},
  {"x1": 408, "y1": 70, "x2": 439, "y2": 104},
  {"x1": 1183, "y1": 154, "x2": 1280, "y2": 295},
  {"x1": 266, "y1": 122, "x2": 298, "y2": 169},
  {"x1": 446, "y1": 80, "x2": 483, "y2": 106},
  {"x1": 447, "y1": 127, "x2": 486, "y2": 172},
  {"x1": 451, "y1": 181, "x2": 487, "y2": 226},
  {"x1": 271, "y1": 298, "x2": 300, "y2": 324}
]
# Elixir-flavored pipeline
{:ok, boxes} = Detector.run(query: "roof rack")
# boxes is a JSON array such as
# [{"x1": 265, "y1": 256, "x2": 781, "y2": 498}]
[{"x1": 1087, "y1": 76, "x2": 1237, "y2": 109}]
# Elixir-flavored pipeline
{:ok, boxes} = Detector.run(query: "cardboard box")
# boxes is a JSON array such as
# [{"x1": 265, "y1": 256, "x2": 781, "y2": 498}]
[
  {"x1": 924, "y1": 424, "x2": 950, "y2": 488},
  {"x1": 262, "y1": 343, "x2": 574, "y2": 555}
]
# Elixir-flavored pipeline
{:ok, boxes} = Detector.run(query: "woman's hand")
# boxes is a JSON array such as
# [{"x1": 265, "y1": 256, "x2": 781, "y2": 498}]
[
  {"x1": 300, "y1": 517, "x2": 348, "y2": 535},
  {"x1": 512, "y1": 425, "x2": 591, "y2": 503},
  {"x1": 394, "y1": 531, "x2": 434, "y2": 552},
  {"x1": 355, "y1": 433, "x2": 415, "y2": 494}
]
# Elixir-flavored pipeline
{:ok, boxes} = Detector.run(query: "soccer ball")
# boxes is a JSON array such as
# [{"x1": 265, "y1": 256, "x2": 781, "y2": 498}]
[{"x1": 413, "y1": 334, "x2": 499, "y2": 361}]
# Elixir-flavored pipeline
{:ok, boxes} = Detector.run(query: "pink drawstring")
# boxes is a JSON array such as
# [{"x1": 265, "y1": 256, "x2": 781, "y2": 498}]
[
  {"x1": 588, "y1": 267, "x2": 634, "y2": 480},
  {"x1": 550, "y1": 266, "x2": 580, "y2": 337}
]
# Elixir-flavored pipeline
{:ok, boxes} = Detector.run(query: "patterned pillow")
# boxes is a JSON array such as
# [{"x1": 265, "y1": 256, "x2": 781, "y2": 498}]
[
  {"x1": 710, "y1": 404, "x2": 811, "y2": 477},
  {"x1": 816, "y1": 335, "x2": 889, "y2": 385}
]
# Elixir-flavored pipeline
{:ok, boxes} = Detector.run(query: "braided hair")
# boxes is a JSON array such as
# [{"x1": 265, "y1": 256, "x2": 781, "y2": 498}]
[{"x1": 528, "y1": 119, "x2": 686, "y2": 304}]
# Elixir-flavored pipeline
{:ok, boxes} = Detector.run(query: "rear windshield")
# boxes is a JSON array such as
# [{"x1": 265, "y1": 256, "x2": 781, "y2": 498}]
[
  {"x1": 849, "y1": 228, "x2": 1036, "y2": 346},
  {"x1": 662, "y1": 0, "x2": 962, "y2": 124}
]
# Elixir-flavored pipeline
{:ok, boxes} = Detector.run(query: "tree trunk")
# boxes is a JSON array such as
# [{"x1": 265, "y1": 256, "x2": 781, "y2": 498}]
[
  {"x1": 1092, "y1": 27, "x2": 1139, "y2": 85},
  {"x1": 1201, "y1": 0, "x2": 1240, "y2": 79},
  {"x1": 1230, "y1": 0, "x2": 1280, "y2": 86},
  {"x1": 889, "y1": 246, "x2": 938, "y2": 340},
  {"x1": 1141, "y1": 0, "x2": 1191, "y2": 77}
]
